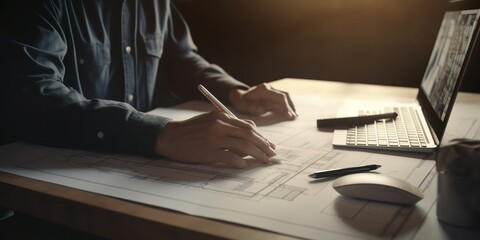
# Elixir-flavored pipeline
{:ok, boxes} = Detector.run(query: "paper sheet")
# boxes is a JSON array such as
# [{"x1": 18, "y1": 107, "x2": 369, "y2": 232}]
[{"x1": 1, "y1": 93, "x2": 479, "y2": 239}]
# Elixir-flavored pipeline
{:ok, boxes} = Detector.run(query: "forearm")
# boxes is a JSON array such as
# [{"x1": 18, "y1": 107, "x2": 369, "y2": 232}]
[
  {"x1": 157, "y1": 3, "x2": 249, "y2": 105},
  {"x1": 2, "y1": 78, "x2": 170, "y2": 155},
  {"x1": 163, "y1": 56, "x2": 249, "y2": 104},
  {"x1": 0, "y1": 1, "x2": 171, "y2": 155}
]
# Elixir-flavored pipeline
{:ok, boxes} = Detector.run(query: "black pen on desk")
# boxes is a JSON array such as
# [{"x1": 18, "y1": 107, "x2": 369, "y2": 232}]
[
  {"x1": 308, "y1": 164, "x2": 381, "y2": 179},
  {"x1": 316, "y1": 112, "x2": 398, "y2": 128},
  {"x1": 197, "y1": 84, "x2": 283, "y2": 164}
]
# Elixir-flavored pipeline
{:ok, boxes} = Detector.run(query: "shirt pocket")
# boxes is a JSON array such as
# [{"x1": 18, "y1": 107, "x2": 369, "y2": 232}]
[
  {"x1": 141, "y1": 33, "x2": 164, "y2": 96},
  {"x1": 76, "y1": 43, "x2": 111, "y2": 98},
  {"x1": 142, "y1": 33, "x2": 164, "y2": 58}
]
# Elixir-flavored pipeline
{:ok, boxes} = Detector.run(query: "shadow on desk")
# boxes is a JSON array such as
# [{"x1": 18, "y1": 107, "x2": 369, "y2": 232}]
[
  {"x1": 331, "y1": 146, "x2": 437, "y2": 161},
  {"x1": 0, "y1": 211, "x2": 104, "y2": 240},
  {"x1": 334, "y1": 197, "x2": 425, "y2": 236}
]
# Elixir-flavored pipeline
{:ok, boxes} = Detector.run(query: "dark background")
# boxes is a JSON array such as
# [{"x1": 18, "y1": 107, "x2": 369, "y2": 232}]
[
  {"x1": 0, "y1": 1, "x2": 478, "y2": 238},
  {"x1": 174, "y1": 0, "x2": 479, "y2": 92}
]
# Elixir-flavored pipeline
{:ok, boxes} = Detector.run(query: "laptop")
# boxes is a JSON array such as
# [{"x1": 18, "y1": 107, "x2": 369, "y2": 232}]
[{"x1": 333, "y1": 2, "x2": 480, "y2": 153}]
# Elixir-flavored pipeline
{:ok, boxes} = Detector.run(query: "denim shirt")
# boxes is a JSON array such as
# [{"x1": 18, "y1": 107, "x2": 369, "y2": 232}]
[{"x1": 0, "y1": 0, "x2": 248, "y2": 154}]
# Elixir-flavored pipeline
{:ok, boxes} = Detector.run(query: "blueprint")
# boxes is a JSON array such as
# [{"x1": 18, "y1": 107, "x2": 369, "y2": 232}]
[{"x1": 0, "y1": 94, "x2": 479, "y2": 240}]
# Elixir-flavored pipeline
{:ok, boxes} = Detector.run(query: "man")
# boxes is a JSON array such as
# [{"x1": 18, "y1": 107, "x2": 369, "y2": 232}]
[{"x1": 0, "y1": 0, "x2": 297, "y2": 168}]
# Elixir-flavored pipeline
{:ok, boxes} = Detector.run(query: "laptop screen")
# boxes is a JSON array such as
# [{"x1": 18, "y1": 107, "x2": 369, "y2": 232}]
[{"x1": 417, "y1": 3, "x2": 480, "y2": 143}]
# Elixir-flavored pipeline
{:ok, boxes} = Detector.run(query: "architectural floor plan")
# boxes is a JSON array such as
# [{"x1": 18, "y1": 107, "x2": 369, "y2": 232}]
[{"x1": 1, "y1": 94, "x2": 479, "y2": 239}]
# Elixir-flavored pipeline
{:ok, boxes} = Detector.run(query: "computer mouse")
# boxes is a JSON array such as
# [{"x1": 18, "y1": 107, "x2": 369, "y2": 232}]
[{"x1": 332, "y1": 173, "x2": 424, "y2": 205}]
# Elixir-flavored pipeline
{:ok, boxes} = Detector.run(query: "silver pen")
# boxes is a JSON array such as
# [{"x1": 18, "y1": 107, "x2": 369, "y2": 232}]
[{"x1": 197, "y1": 84, "x2": 283, "y2": 164}]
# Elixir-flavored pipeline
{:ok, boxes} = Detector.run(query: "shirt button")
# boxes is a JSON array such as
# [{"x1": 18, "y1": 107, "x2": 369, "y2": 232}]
[
  {"x1": 78, "y1": 58, "x2": 85, "y2": 65},
  {"x1": 125, "y1": 46, "x2": 131, "y2": 54},
  {"x1": 97, "y1": 131, "x2": 104, "y2": 139},
  {"x1": 128, "y1": 94, "x2": 134, "y2": 103}
]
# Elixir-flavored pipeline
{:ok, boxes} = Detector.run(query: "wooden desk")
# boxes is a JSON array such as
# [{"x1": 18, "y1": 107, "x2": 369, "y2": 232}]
[{"x1": 1, "y1": 78, "x2": 479, "y2": 239}]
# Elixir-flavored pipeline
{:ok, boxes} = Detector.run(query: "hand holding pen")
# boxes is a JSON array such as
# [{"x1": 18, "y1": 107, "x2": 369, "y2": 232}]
[
  {"x1": 198, "y1": 84, "x2": 283, "y2": 164},
  {"x1": 152, "y1": 84, "x2": 283, "y2": 168},
  {"x1": 154, "y1": 111, "x2": 278, "y2": 168}
]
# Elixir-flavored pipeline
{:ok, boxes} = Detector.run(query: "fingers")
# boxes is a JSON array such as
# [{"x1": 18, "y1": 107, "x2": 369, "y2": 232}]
[
  {"x1": 212, "y1": 112, "x2": 277, "y2": 162},
  {"x1": 277, "y1": 89, "x2": 296, "y2": 114},
  {"x1": 231, "y1": 83, "x2": 298, "y2": 120},
  {"x1": 155, "y1": 111, "x2": 278, "y2": 168},
  {"x1": 222, "y1": 127, "x2": 276, "y2": 161},
  {"x1": 260, "y1": 84, "x2": 298, "y2": 119},
  {"x1": 224, "y1": 116, "x2": 276, "y2": 149},
  {"x1": 215, "y1": 150, "x2": 248, "y2": 169}
]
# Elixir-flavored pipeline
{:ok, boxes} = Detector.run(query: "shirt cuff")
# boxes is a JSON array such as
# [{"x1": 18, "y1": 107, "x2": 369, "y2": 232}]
[{"x1": 126, "y1": 111, "x2": 171, "y2": 155}]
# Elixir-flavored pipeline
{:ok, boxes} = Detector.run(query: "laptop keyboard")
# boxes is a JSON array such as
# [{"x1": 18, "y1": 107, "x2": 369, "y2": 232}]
[{"x1": 346, "y1": 107, "x2": 429, "y2": 148}]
